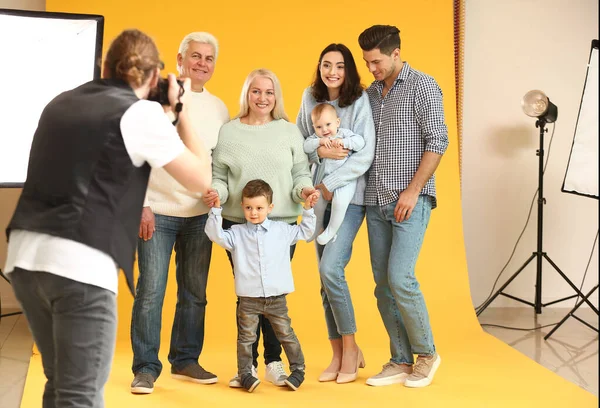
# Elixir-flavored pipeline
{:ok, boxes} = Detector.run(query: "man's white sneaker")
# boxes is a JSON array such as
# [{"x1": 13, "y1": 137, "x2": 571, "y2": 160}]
[
  {"x1": 366, "y1": 361, "x2": 412, "y2": 386},
  {"x1": 404, "y1": 354, "x2": 441, "y2": 388},
  {"x1": 265, "y1": 361, "x2": 287, "y2": 386},
  {"x1": 228, "y1": 365, "x2": 258, "y2": 388}
]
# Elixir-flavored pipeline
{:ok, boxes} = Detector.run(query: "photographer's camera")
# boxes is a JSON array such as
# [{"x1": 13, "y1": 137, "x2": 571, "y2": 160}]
[{"x1": 148, "y1": 77, "x2": 184, "y2": 106}]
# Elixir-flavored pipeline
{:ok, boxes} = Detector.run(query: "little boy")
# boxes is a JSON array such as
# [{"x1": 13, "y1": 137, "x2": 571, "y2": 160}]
[
  {"x1": 303, "y1": 103, "x2": 365, "y2": 244},
  {"x1": 205, "y1": 179, "x2": 319, "y2": 392}
]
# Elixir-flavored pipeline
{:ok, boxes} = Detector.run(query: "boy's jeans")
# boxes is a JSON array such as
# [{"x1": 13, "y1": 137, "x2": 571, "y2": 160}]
[
  {"x1": 237, "y1": 295, "x2": 305, "y2": 376},
  {"x1": 223, "y1": 218, "x2": 297, "y2": 367}
]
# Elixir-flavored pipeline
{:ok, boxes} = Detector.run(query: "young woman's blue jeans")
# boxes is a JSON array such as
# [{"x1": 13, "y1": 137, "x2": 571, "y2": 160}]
[
  {"x1": 366, "y1": 196, "x2": 436, "y2": 365},
  {"x1": 316, "y1": 203, "x2": 365, "y2": 339},
  {"x1": 131, "y1": 213, "x2": 212, "y2": 378}
]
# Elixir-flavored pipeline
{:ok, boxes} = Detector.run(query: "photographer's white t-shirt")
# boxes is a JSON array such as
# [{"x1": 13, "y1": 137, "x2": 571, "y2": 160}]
[{"x1": 4, "y1": 100, "x2": 186, "y2": 294}]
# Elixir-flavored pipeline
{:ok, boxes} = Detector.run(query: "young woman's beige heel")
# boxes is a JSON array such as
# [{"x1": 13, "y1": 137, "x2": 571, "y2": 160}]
[{"x1": 336, "y1": 349, "x2": 365, "y2": 384}]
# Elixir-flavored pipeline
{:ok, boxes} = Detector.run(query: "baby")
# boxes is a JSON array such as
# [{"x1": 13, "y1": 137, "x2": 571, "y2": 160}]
[{"x1": 303, "y1": 103, "x2": 365, "y2": 244}]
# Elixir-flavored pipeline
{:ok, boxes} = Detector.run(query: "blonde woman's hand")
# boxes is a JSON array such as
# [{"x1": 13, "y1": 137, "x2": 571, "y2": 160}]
[
  {"x1": 301, "y1": 187, "x2": 317, "y2": 202},
  {"x1": 303, "y1": 190, "x2": 321, "y2": 209}
]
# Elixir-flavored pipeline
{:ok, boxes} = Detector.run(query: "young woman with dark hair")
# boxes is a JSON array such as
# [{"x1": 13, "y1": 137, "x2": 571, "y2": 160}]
[{"x1": 296, "y1": 43, "x2": 376, "y2": 384}]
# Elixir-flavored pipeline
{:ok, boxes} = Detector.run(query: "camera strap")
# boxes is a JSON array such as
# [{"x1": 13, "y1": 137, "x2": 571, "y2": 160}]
[{"x1": 172, "y1": 86, "x2": 185, "y2": 126}]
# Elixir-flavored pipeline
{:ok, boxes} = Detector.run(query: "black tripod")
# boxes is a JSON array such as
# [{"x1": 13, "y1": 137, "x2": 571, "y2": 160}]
[
  {"x1": 544, "y1": 284, "x2": 599, "y2": 339},
  {"x1": 477, "y1": 119, "x2": 599, "y2": 316},
  {"x1": 0, "y1": 268, "x2": 22, "y2": 321}
]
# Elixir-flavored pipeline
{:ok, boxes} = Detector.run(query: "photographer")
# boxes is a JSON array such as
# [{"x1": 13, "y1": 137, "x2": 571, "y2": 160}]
[
  {"x1": 130, "y1": 32, "x2": 229, "y2": 394},
  {"x1": 2, "y1": 29, "x2": 211, "y2": 407}
]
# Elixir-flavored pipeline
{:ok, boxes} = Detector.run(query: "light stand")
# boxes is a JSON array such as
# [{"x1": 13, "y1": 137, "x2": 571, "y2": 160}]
[
  {"x1": 544, "y1": 285, "x2": 599, "y2": 339},
  {"x1": 0, "y1": 268, "x2": 22, "y2": 321},
  {"x1": 477, "y1": 91, "x2": 599, "y2": 316}
]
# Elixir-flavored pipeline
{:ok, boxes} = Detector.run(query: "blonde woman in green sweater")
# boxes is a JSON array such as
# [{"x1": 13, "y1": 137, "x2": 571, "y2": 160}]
[{"x1": 203, "y1": 68, "x2": 315, "y2": 388}]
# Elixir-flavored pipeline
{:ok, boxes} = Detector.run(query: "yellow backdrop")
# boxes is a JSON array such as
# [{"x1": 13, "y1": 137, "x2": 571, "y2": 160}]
[
  {"x1": 47, "y1": 0, "x2": 476, "y2": 348},
  {"x1": 19, "y1": 0, "x2": 596, "y2": 406}
]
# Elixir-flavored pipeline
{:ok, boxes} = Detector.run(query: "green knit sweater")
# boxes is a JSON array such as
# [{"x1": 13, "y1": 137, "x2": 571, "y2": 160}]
[{"x1": 211, "y1": 118, "x2": 313, "y2": 223}]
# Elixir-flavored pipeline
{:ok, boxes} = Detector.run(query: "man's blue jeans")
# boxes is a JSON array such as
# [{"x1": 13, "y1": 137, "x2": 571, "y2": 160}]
[
  {"x1": 131, "y1": 213, "x2": 212, "y2": 378},
  {"x1": 11, "y1": 268, "x2": 117, "y2": 408},
  {"x1": 366, "y1": 196, "x2": 436, "y2": 365}
]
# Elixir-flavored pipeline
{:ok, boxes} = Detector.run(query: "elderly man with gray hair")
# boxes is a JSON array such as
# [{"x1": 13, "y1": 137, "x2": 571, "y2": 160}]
[{"x1": 130, "y1": 31, "x2": 230, "y2": 394}]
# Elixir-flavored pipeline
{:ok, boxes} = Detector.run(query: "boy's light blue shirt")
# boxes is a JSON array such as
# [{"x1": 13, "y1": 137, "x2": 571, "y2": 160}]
[{"x1": 205, "y1": 207, "x2": 316, "y2": 297}]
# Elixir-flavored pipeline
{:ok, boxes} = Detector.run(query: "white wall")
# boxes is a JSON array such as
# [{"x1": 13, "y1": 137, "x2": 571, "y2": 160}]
[
  {"x1": 0, "y1": 0, "x2": 43, "y2": 10},
  {"x1": 463, "y1": 0, "x2": 599, "y2": 309},
  {"x1": 0, "y1": 0, "x2": 45, "y2": 309}
]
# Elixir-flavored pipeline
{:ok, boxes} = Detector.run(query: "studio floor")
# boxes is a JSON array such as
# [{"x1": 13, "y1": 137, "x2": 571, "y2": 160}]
[{"x1": 0, "y1": 307, "x2": 597, "y2": 407}]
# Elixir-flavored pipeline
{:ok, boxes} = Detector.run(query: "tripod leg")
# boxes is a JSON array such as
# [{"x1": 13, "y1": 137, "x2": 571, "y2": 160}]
[
  {"x1": 544, "y1": 285, "x2": 598, "y2": 340},
  {"x1": 543, "y1": 254, "x2": 599, "y2": 313},
  {"x1": 476, "y1": 253, "x2": 537, "y2": 316},
  {"x1": 0, "y1": 269, "x2": 24, "y2": 320},
  {"x1": 1, "y1": 311, "x2": 23, "y2": 319}
]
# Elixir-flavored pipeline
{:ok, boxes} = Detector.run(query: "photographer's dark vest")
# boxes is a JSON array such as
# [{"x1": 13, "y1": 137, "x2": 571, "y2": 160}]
[{"x1": 7, "y1": 79, "x2": 150, "y2": 295}]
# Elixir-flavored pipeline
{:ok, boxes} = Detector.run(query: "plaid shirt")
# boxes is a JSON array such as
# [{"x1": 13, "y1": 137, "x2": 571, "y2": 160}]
[{"x1": 365, "y1": 62, "x2": 449, "y2": 209}]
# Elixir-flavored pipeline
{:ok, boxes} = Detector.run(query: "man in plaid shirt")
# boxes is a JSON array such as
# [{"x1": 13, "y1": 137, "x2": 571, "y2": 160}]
[{"x1": 358, "y1": 25, "x2": 449, "y2": 388}]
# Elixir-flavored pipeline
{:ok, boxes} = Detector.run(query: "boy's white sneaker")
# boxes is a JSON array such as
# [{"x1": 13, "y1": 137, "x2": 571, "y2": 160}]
[
  {"x1": 265, "y1": 361, "x2": 287, "y2": 386},
  {"x1": 228, "y1": 365, "x2": 258, "y2": 388}
]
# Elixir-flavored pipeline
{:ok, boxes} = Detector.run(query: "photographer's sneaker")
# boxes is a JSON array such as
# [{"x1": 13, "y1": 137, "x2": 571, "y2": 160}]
[
  {"x1": 265, "y1": 361, "x2": 287, "y2": 386},
  {"x1": 229, "y1": 366, "x2": 258, "y2": 388},
  {"x1": 240, "y1": 373, "x2": 261, "y2": 393},
  {"x1": 284, "y1": 369, "x2": 305, "y2": 391},
  {"x1": 171, "y1": 363, "x2": 218, "y2": 384},
  {"x1": 404, "y1": 353, "x2": 441, "y2": 388},
  {"x1": 130, "y1": 372, "x2": 154, "y2": 394},
  {"x1": 366, "y1": 361, "x2": 412, "y2": 386}
]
